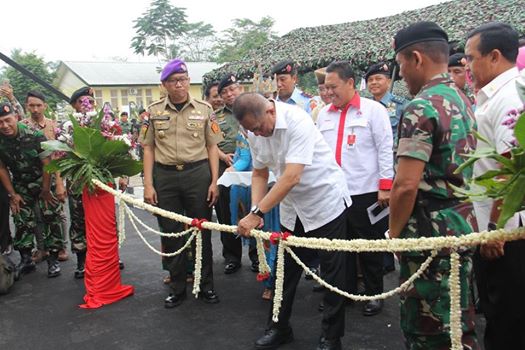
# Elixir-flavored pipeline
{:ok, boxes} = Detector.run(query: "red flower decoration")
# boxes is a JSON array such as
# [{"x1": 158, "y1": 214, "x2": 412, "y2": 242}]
[
  {"x1": 281, "y1": 232, "x2": 292, "y2": 241},
  {"x1": 190, "y1": 218, "x2": 208, "y2": 231},
  {"x1": 269, "y1": 232, "x2": 281, "y2": 245},
  {"x1": 256, "y1": 272, "x2": 270, "y2": 282}
]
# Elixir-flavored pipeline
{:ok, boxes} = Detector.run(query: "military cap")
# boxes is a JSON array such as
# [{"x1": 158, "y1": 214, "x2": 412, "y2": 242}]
[
  {"x1": 160, "y1": 58, "x2": 188, "y2": 82},
  {"x1": 69, "y1": 86, "x2": 94, "y2": 105},
  {"x1": 365, "y1": 62, "x2": 391, "y2": 81},
  {"x1": 314, "y1": 67, "x2": 327, "y2": 85},
  {"x1": 0, "y1": 103, "x2": 13, "y2": 117},
  {"x1": 271, "y1": 60, "x2": 297, "y2": 75},
  {"x1": 393, "y1": 21, "x2": 448, "y2": 54},
  {"x1": 448, "y1": 53, "x2": 466, "y2": 67},
  {"x1": 218, "y1": 74, "x2": 238, "y2": 94}
]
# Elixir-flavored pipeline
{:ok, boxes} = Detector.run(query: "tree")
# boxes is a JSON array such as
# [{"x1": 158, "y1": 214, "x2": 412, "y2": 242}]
[
  {"x1": 0, "y1": 49, "x2": 60, "y2": 110},
  {"x1": 215, "y1": 17, "x2": 278, "y2": 63},
  {"x1": 130, "y1": 0, "x2": 188, "y2": 63},
  {"x1": 180, "y1": 22, "x2": 217, "y2": 62}
]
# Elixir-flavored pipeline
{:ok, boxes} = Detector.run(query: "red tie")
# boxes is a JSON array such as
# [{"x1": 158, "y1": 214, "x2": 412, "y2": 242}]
[{"x1": 335, "y1": 104, "x2": 351, "y2": 166}]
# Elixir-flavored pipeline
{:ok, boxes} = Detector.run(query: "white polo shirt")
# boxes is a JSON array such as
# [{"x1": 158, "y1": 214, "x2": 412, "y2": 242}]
[
  {"x1": 317, "y1": 94, "x2": 394, "y2": 196},
  {"x1": 248, "y1": 101, "x2": 351, "y2": 232},
  {"x1": 473, "y1": 67, "x2": 523, "y2": 230}
]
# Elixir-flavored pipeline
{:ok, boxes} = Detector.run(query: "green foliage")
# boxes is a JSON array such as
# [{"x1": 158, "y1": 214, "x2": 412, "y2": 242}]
[
  {"x1": 180, "y1": 22, "x2": 217, "y2": 62},
  {"x1": 214, "y1": 17, "x2": 278, "y2": 64},
  {"x1": 0, "y1": 49, "x2": 59, "y2": 109},
  {"x1": 42, "y1": 119, "x2": 142, "y2": 194}
]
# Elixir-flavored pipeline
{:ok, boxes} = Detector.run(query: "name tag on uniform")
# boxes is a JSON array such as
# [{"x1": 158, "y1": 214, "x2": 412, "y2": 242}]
[
  {"x1": 188, "y1": 115, "x2": 205, "y2": 120},
  {"x1": 347, "y1": 134, "x2": 356, "y2": 149}
]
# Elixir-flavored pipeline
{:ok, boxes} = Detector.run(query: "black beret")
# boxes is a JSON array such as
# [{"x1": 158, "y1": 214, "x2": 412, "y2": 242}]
[
  {"x1": 271, "y1": 60, "x2": 297, "y2": 75},
  {"x1": 0, "y1": 103, "x2": 14, "y2": 117},
  {"x1": 70, "y1": 86, "x2": 94, "y2": 105},
  {"x1": 394, "y1": 21, "x2": 448, "y2": 54},
  {"x1": 365, "y1": 62, "x2": 392, "y2": 81},
  {"x1": 218, "y1": 74, "x2": 238, "y2": 94},
  {"x1": 448, "y1": 53, "x2": 466, "y2": 67}
]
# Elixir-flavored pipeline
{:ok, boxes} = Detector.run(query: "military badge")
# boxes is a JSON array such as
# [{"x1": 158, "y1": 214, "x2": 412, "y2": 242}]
[{"x1": 211, "y1": 121, "x2": 220, "y2": 134}]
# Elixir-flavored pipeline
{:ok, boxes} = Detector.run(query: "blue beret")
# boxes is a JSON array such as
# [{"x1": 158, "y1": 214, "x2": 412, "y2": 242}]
[
  {"x1": 394, "y1": 21, "x2": 448, "y2": 54},
  {"x1": 69, "y1": 86, "x2": 94, "y2": 105},
  {"x1": 161, "y1": 58, "x2": 188, "y2": 81},
  {"x1": 0, "y1": 103, "x2": 13, "y2": 117}
]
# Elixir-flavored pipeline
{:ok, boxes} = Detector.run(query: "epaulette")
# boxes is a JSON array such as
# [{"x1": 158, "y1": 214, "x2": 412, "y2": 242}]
[
  {"x1": 391, "y1": 94, "x2": 407, "y2": 105},
  {"x1": 193, "y1": 98, "x2": 212, "y2": 109},
  {"x1": 146, "y1": 99, "x2": 164, "y2": 110}
]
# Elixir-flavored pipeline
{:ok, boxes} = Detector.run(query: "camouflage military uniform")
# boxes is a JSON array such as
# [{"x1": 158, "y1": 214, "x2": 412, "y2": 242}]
[
  {"x1": 396, "y1": 74, "x2": 479, "y2": 349},
  {"x1": 0, "y1": 123, "x2": 63, "y2": 251},
  {"x1": 68, "y1": 192, "x2": 86, "y2": 252}
]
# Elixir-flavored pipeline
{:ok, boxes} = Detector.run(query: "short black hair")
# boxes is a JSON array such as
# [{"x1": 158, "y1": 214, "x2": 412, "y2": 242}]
[
  {"x1": 26, "y1": 90, "x2": 46, "y2": 103},
  {"x1": 204, "y1": 81, "x2": 219, "y2": 98},
  {"x1": 400, "y1": 40, "x2": 449, "y2": 64},
  {"x1": 467, "y1": 22, "x2": 519, "y2": 63},
  {"x1": 120, "y1": 111, "x2": 128, "y2": 116},
  {"x1": 326, "y1": 61, "x2": 355, "y2": 82},
  {"x1": 232, "y1": 92, "x2": 268, "y2": 122}
]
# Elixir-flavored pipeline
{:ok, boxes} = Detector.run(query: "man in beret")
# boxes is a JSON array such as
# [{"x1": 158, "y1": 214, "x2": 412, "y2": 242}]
[
  {"x1": 0, "y1": 103, "x2": 64, "y2": 278},
  {"x1": 365, "y1": 61, "x2": 407, "y2": 142},
  {"x1": 448, "y1": 53, "x2": 476, "y2": 106},
  {"x1": 389, "y1": 21, "x2": 479, "y2": 349},
  {"x1": 140, "y1": 58, "x2": 222, "y2": 308},
  {"x1": 271, "y1": 60, "x2": 315, "y2": 115},
  {"x1": 466, "y1": 22, "x2": 525, "y2": 350}
]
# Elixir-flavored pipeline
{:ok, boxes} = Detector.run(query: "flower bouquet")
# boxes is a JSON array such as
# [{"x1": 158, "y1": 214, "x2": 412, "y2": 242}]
[{"x1": 454, "y1": 76, "x2": 525, "y2": 228}]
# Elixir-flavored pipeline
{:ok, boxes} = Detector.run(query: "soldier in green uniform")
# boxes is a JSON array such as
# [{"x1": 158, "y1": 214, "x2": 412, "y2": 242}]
[
  {"x1": 448, "y1": 53, "x2": 476, "y2": 107},
  {"x1": 141, "y1": 58, "x2": 222, "y2": 308},
  {"x1": 389, "y1": 22, "x2": 479, "y2": 349},
  {"x1": 0, "y1": 103, "x2": 63, "y2": 278},
  {"x1": 119, "y1": 112, "x2": 132, "y2": 134}
]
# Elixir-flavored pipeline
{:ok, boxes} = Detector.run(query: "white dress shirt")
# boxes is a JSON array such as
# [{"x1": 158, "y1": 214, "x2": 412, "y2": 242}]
[
  {"x1": 248, "y1": 101, "x2": 351, "y2": 232},
  {"x1": 316, "y1": 94, "x2": 394, "y2": 196},
  {"x1": 473, "y1": 67, "x2": 523, "y2": 230}
]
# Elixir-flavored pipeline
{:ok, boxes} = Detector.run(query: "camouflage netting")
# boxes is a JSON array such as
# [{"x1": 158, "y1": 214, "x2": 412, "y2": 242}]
[{"x1": 204, "y1": 0, "x2": 525, "y2": 85}]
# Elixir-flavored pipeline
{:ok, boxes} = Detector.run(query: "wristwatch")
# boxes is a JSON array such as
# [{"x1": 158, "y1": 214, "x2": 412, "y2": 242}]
[{"x1": 250, "y1": 205, "x2": 265, "y2": 218}]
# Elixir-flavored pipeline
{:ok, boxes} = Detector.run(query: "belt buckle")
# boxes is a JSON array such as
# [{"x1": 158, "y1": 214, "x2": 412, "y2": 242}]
[{"x1": 175, "y1": 164, "x2": 184, "y2": 171}]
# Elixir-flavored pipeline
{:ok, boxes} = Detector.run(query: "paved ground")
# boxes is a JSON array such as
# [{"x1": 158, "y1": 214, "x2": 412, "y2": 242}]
[{"x1": 0, "y1": 199, "x2": 486, "y2": 350}]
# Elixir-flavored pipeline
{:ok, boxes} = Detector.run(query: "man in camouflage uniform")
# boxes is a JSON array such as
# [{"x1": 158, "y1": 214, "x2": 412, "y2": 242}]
[
  {"x1": 389, "y1": 22, "x2": 479, "y2": 349},
  {"x1": 448, "y1": 53, "x2": 476, "y2": 107},
  {"x1": 0, "y1": 103, "x2": 63, "y2": 278}
]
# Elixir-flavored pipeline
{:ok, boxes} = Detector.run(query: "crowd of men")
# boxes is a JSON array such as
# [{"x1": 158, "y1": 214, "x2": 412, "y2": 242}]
[{"x1": 1, "y1": 18, "x2": 525, "y2": 350}]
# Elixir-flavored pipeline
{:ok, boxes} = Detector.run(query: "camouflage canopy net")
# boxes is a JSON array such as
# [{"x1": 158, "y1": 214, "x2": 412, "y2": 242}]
[{"x1": 204, "y1": 0, "x2": 525, "y2": 84}]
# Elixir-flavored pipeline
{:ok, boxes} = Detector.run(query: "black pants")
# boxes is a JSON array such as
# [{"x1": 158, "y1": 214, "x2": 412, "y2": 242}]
[
  {"x1": 216, "y1": 160, "x2": 257, "y2": 265},
  {"x1": 347, "y1": 192, "x2": 385, "y2": 295},
  {"x1": 0, "y1": 182, "x2": 11, "y2": 252},
  {"x1": 154, "y1": 162, "x2": 214, "y2": 295},
  {"x1": 474, "y1": 240, "x2": 525, "y2": 350},
  {"x1": 269, "y1": 208, "x2": 348, "y2": 340}
]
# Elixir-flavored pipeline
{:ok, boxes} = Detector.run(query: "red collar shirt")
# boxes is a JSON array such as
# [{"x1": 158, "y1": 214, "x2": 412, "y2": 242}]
[{"x1": 317, "y1": 94, "x2": 394, "y2": 196}]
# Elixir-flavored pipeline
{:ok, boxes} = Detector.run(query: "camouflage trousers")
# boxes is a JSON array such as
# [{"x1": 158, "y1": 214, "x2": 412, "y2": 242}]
[
  {"x1": 13, "y1": 181, "x2": 63, "y2": 252},
  {"x1": 399, "y1": 254, "x2": 479, "y2": 350},
  {"x1": 68, "y1": 193, "x2": 86, "y2": 253}
]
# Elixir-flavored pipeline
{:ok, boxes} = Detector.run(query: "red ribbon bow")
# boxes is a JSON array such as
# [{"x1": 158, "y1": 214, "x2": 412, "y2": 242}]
[
  {"x1": 190, "y1": 218, "x2": 208, "y2": 231},
  {"x1": 256, "y1": 272, "x2": 270, "y2": 282},
  {"x1": 269, "y1": 231, "x2": 292, "y2": 245}
]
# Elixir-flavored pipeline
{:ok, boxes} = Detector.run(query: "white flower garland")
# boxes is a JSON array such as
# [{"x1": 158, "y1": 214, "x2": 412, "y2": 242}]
[
  {"x1": 118, "y1": 199, "x2": 126, "y2": 247},
  {"x1": 271, "y1": 241, "x2": 286, "y2": 322},
  {"x1": 192, "y1": 232, "x2": 203, "y2": 297},
  {"x1": 449, "y1": 251, "x2": 462, "y2": 350},
  {"x1": 124, "y1": 203, "x2": 195, "y2": 238},
  {"x1": 255, "y1": 236, "x2": 271, "y2": 277}
]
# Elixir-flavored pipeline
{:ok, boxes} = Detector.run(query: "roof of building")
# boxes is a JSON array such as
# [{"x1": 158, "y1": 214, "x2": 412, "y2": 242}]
[
  {"x1": 204, "y1": 0, "x2": 525, "y2": 82},
  {"x1": 60, "y1": 61, "x2": 220, "y2": 86}
]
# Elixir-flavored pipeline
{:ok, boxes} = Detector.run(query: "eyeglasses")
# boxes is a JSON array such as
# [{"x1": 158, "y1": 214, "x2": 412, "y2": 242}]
[{"x1": 166, "y1": 77, "x2": 189, "y2": 85}]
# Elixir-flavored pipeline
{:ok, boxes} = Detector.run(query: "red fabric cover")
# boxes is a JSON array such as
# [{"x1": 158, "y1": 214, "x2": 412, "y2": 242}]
[
  {"x1": 79, "y1": 188, "x2": 133, "y2": 309},
  {"x1": 379, "y1": 178, "x2": 393, "y2": 191}
]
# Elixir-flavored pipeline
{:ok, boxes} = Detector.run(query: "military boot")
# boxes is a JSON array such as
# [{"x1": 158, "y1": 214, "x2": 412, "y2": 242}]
[
  {"x1": 47, "y1": 251, "x2": 61, "y2": 278},
  {"x1": 74, "y1": 251, "x2": 86, "y2": 279},
  {"x1": 16, "y1": 249, "x2": 36, "y2": 276}
]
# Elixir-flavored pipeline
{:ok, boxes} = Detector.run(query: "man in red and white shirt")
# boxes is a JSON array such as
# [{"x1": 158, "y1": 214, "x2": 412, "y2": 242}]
[{"x1": 317, "y1": 60, "x2": 393, "y2": 317}]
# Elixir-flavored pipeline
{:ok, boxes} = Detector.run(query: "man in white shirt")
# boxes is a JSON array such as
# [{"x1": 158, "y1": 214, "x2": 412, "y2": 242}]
[
  {"x1": 235, "y1": 92, "x2": 351, "y2": 350},
  {"x1": 466, "y1": 22, "x2": 525, "y2": 350},
  {"x1": 317, "y1": 61, "x2": 393, "y2": 317}
]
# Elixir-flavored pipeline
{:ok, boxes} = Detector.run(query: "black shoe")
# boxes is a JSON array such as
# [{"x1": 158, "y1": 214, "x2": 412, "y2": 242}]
[
  {"x1": 164, "y1": 292, "x2": 186, "y2": 308},
  {"x1": 198, "y1": 290, "x2": 220, "y2": 304},
  {"x1": 317, "y1": 337, "x2": 342, "y2": 350},
  {"x1": 363, "y1": 299, "x2": 383, "y2": 316},
  {"x1": 305, "y1": 267, "x2": 319, "y2": 281},
  {"x1": 47, "y1": 252, "x2": 61, "y2": 278},
  {"x1": 313, "y1": 284, "x2": 326, "y2": 292},
  {"x1": 74, "y1": 251, "x2": 86, "y2": 279},
  {"x1": 250, "y1": 261, "x2": 259, "y2": 273},
  {"x1": 318, "y1": 301, "x2": 324, "y2": 312},
  {"x1": 17, "y1": 249, "x2": 36, "y2": 276},
  {"x1": 119, "y1": 260, "x2": 125, "y2": 270},
  {"x1": 254, "y1": 327, "x2": 294, "y2": 349},
  {"x1": 224, "y1": 262, "x2": 241, "y2": 274}
]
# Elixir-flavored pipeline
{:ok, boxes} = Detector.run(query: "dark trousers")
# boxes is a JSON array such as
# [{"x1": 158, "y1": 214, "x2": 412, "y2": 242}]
[
  {"x1": 216, "y1": 161, "x2": 257, "y2": 265},
  {"x1": 0, "y1": 182, "x2": 11, "y2": 252},
  {"x1": 474, "y1": 240, "x2": 525, "y2": 350},
  {"x1": 347, "y1": 192, "x2": 385, "y2": 295},
  {"x1": 154, "y1": 162, "x2": 214, "y2": 295},
  {"x1": 269, "y1": 208, "x2": 348, "y2": 340}
]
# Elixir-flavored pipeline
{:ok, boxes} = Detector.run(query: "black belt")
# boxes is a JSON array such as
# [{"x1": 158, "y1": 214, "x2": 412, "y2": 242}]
[{"x1": 155, "y1": 159, "x2": 207, "y2": 171}]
